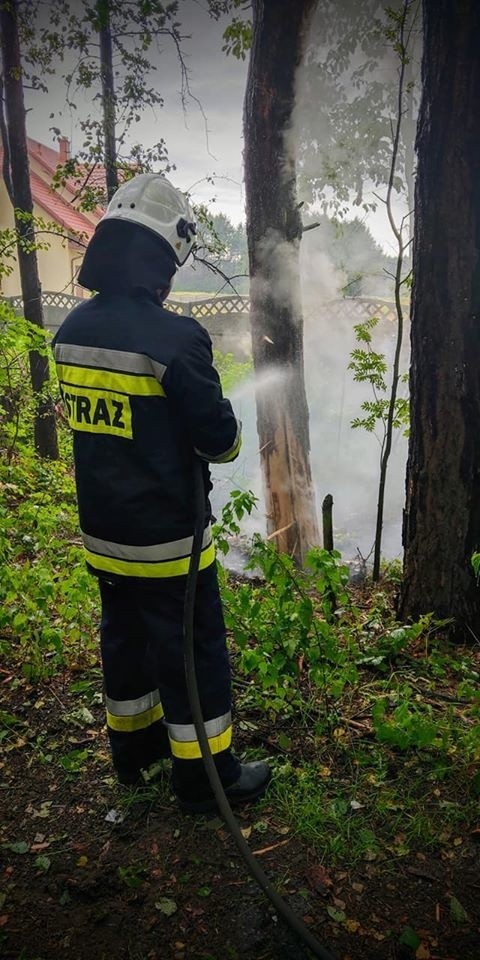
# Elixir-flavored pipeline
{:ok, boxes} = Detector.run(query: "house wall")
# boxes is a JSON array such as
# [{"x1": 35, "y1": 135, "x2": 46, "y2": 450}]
[{"x1": 0, "y1": 178, "x2": 82, "y2": 298}]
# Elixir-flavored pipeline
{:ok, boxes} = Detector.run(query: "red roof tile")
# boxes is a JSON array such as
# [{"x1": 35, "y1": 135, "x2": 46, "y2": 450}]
[
  {"x1": 0, "y1": 139, "x2": 100, "y2": 239},
  {"x1": 30, "y1": 169, "x2": 97, "y2": 240}
]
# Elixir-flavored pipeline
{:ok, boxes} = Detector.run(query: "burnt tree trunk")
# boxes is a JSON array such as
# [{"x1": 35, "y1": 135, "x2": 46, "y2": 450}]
[
  {"x1": 0, "y1": 0, "x2": 58, "y2": 460},
  {"x1": 244, "y1": 0, "x2": 319, "y2": 564},
  {"x1": 97, "y1": 0, "x2": 118, "y2": 202},
  {"x1": 400, "y1": 0, "x2": 480, "y2": 635}
]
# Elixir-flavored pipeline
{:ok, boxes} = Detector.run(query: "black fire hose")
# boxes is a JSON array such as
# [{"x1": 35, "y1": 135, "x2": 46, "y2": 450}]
[{"x1": 183, "y1": 457, "x2": 337, "y2": 960}]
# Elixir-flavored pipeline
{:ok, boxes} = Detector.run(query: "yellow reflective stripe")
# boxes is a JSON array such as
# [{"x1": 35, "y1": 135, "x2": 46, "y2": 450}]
[
  {"x1": 85, "y1": 540, "x2": 215, "y2": 578},
  {"x1": 106, "y1": 702, "x2": 164, "y2": 732},
  {"x1": 82, "y1": 525, "x2": 212, "y2": 563},
  {"x1": 195, "y1": 420, "x2": 242, "y2": 463},
  {"x1": 56, "y1": 363, "x2": 165, "y2": 397},
  {"x1": 169, "y1": 724, "x2": 232, "y2": 759},
  {"x1": 216, "y1": 434, "x2": 242, "y2": 463}
]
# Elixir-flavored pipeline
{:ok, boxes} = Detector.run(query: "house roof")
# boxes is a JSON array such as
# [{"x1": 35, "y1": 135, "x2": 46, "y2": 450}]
[
  {"x1": 30, "y1": 169, "x2": 97, "y2": 241},
  {"x1": 1, "y1": 138, "x2": 102, "y2": 240}
]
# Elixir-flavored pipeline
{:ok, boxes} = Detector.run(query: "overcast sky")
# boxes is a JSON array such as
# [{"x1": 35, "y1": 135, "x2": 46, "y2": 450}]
[
  {"x1": 26, "y1": 1, "x2": 249, "y2": 225},
  {"x1": 24, "y1": 0, "x2": 411, "y2": 252}
]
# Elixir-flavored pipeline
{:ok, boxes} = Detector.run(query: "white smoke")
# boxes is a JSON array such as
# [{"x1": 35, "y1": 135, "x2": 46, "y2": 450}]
[{"x1": 212, "y1": 1, "x2": 414, "y2": 564}]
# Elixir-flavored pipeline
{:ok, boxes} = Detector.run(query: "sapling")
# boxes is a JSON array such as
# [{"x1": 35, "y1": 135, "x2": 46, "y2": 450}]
[{"x1": 348, "y1": 0, "x2": 418, "y2": 580}]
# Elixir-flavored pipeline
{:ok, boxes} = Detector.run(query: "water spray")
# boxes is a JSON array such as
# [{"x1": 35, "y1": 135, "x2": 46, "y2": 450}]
[{"x1": 183, "y1": 457, "x2": 338, "y2": 960}]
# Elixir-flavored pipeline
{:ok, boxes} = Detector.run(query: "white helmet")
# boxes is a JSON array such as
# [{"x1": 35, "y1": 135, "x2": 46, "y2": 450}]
[{"x1": 100, "y1": 173, "x2": 197, "y2": 266}]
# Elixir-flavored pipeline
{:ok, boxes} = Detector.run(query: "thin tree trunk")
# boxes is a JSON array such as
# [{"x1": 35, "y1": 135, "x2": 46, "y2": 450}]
[
  {"x1": 97, "y1": 0, "x2": 118, "y2": 202},
  {"x1": 400, "y1": 0, "x2": 480, "y2": 636},
  {"x1": 0, "y1": 0, "x2": 58, "y2": 460},
  {"x1": 0, "y1": 75, "x2": 14, "y2": 205},
  {"x1": 372, "y1": 0, "x2": 411, "y2": 581},
  {"x1": 244, "y1": 0, "x2": 319, "y2": 565}
]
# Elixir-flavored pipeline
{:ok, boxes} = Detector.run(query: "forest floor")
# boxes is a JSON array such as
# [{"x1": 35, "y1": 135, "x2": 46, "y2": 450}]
[{"x1": 1, "y1": 634, "x2": 480, "y2": 960}]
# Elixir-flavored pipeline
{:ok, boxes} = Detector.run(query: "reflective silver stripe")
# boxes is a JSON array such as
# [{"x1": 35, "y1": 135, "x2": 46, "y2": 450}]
[
  {"x1": 82, "y1": 524, "x2": 212, "y2": 562},
  {"x1": 194, "y1": 419, "x2": 242, "y2": 463},
  {"x1": 54, "y1": 343, "x2": 166, "y2": 382},
  {"x1": 106, "y1": 689, "x2": 161, "y2": 717},
  {"x1": 168, "y1": 711, "x2": 231, "y2": 742}
]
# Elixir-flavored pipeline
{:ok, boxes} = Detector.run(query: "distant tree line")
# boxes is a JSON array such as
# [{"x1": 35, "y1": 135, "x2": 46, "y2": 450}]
[{"x1": 177, "y1": 211, "x2": 397, "y2": 298}]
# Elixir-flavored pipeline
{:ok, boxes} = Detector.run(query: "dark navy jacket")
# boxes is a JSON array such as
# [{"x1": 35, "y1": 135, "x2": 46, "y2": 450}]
[{"x1": 53, "y1": 293, "x2": 241, "y2": 579}]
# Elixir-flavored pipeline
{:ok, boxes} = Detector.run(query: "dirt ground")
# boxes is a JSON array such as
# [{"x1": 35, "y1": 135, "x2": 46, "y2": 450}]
[{"x1": 1, "y1": 674, "x2": 480, "y2": 960}]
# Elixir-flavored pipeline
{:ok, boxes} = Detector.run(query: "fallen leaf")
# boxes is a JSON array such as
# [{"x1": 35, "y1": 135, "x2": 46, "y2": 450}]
[
  {"x1": 449, "y1": 895, "x2": 469, "y2": 924},
  {"x1": 77, "y1": 855, "x2": 88, "y2": 867},
  {"x1": 155, "y1": 898, "x2": 177, "y2": 916},
  {"x1": 105, "y1": 809, "x2": 124, "y2": 824},
  {"x1": 240, "y1": 826, "x2": 252, "y2": 839},
  {"x1": 352, "y1": 882, "x2": 364, "y2": 893},
  {"x1": 344, "y1": 919, "x2": 360, "y2": 933},
  {"x1": 327, "y1": 906, "x2": 346, "y2": 923},
  {"x1": 0, "y1": 915, "x2": 8, "y2": 927},
  {"x1": 399, "y1": 926, "x2": 421, "y2": 950},
  {"x1": 333, "y1": 897, "x2": 346, "y2": 910},
  {"x1": 4, "y1": 841, "x2": 29, "y2": 854},
  {"x1": 416, "y1": 945, "x2": 430, "y2": 959},
  {"x1": 306, "y1": 864, "x2": 333, "y2": 895}
]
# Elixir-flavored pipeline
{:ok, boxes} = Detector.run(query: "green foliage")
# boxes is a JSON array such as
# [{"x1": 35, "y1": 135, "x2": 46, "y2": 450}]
[
  {"x1": 21, "y1": 1, "x2": 182, "y2": 209},
  {"x1": 0, "y1": 452, "x2": 99, "y2": 680},
  {"x1": 349, "y1": 316, "x2": 409, "y2": 435},
  {"x1": 213, "y1": 488, "x2": 258, "y2": 557},
  {"x1": 221, "y1": 537, "x2": 356, "y2": 712},
  {"x1": 222, "y1": 16, "x2": 252, "y2": 60},
  {"x1": 0, "y1": 316, "x2": 98, "y2": 678},
  {"x1": 213, "y1": 349, "x2": 252, "y2": 396},
  {"x1": 296, "y1": 0, "x2": 421, "y2": 216},
  {"x1": 471, "y1": 551, "x2": 480, "y2": 582},
  {"x1": 0, "y1": 306, "x2": 56, "y2": 459}
]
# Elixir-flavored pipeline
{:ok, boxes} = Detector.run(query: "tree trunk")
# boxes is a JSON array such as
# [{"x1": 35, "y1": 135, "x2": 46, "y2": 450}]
[
  {"x1": 0, "y1": 0, "x2": 58, "y2": 460},
  {"x1": 244, "y1": 0, "x2": 319, "y2": 564},
  {"x1": 97, "y1": 0, "x2": 118, "y2": 202},
  {"x1": 400, "y1": 0, "x2": 480, "y2": 636}
]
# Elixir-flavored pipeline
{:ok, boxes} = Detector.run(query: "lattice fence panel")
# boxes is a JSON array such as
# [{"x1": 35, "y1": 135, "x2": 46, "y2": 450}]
[{"x1": 3, "y1": 292, "x2": 401, "y2": 326}]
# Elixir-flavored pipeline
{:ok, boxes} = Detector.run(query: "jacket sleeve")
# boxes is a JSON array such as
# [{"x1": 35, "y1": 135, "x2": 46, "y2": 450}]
[{"x1": 164, "y1": 324, "x2": 242, "y2": 463}]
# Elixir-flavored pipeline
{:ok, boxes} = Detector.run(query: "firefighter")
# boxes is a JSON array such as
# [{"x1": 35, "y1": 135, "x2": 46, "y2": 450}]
[{"x1": 53, "y1": 174, "x2": 270, "y2": 813}]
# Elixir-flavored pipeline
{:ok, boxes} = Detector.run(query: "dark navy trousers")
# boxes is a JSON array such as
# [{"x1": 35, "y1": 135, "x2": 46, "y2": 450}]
[{"x1": 98, "y1": 563, "x2": 240, "y2": 795}]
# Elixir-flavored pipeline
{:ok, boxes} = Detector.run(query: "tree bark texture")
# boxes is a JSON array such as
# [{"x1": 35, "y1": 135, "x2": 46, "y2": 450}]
[
  {"x1": 244, "y1": 0, "x2": 319, "y2": 564},
  {"x1": 400, "y1": 0, "x2": 480, "y2": 634},
  {"x1": 0, "y1": 0, "x2": 58, "y2": 460},
  {"x1": 98, "y1": 0, "x2": 118, "y2": 203}
]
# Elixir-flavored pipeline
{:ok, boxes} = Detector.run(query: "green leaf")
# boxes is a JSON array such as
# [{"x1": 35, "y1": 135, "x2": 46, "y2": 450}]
[
  {"x1": 399, "y1": 926, "x2": 421, "y2": 949},
  {"x1": 327, "y1": 906, "x2": 346, "y2": 922},
  {"x1": 35, "y1": 855, "x2": 51, "y2": 872},
  {"x1": 450, "y1": 896, "x2": 469, "y2": 924},
  {"x1": 5, "y1": 841, "x2": 29, "y2": 854},
  {"x1": 155, "y1": 897, "x2": 177, "y2": 916},
  {"x1": 197, "y1": 886, "x2": 212, "y2": 898}
]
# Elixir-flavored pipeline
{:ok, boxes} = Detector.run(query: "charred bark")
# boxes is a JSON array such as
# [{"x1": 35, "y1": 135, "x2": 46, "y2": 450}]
[
  {"x1": 0, "y1": 0, "x2": 58, "y2": 460},
  {"x1": 400, "y1": 0, "x2": 480, "y2": 636},
  {"x1": 244, "y1": 0, "x2": 319, "y2": 564}
]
